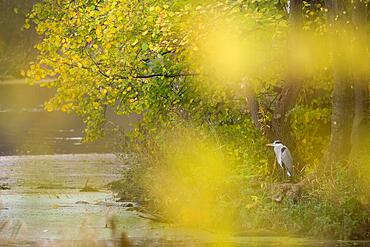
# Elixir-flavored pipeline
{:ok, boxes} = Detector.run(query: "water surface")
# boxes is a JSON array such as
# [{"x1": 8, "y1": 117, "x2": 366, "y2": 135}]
[
  {"x1": 0, "y1": 82, "x2": 138, "y2": 155},
  {"x1": 0, "y1": 154, "x2": 368, "y2": 246}
]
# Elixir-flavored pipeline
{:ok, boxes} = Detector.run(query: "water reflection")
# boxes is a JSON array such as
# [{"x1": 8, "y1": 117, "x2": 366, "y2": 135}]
[{"x1": 0, "y1": 81, "x2": 137, "y2": 155}]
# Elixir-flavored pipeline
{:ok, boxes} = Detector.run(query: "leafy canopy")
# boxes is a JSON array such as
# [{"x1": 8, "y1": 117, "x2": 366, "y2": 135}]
[{"x1": 27, "y1": 0, "x2": 290, "y2": 140}]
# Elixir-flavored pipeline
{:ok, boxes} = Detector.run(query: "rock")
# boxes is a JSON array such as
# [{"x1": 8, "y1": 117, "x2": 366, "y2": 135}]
[
  {"x1": 270, "y1": 182, "x2": 303, "y2": 203},
  {"x1": 125, "y1": 207, "x2": 136, "y2": 211},
  {"x1": 122, "y1": 202, "x2": 135, "y2": 208},
  {"x1": 0, "y1": 183, "x2": 10, "y2": 190},
  {"x1": 272, "y1": 193, "x2": 283, "y2": 203},
  {"x1": 75, "y1": 201, "x2": 89, "y2": 205},
  {"x1": 116, "y1": 196, "x2": 132, "y2": 202}
]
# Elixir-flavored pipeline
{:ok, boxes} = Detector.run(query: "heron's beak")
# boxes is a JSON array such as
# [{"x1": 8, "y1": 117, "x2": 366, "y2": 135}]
[{"x1": 266, "y1": 143, "x2": 274, "y2": 147}]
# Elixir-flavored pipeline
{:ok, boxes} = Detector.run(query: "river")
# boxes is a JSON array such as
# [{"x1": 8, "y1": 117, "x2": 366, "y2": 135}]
[
  {"x1": 0, "y1": 81, "x2": 138, "y2": 155},
  {"x1": 0, "y1": 81, "x2": 369, "y2": 246}
]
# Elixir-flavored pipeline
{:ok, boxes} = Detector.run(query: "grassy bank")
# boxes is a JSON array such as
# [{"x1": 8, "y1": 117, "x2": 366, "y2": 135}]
[{"x1": 109, "y1": 118, "x2": 370, "y2": 240}]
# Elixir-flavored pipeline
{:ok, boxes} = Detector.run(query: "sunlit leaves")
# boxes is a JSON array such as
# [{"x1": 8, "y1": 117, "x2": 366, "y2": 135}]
[
  {"x1": 27, "y1": 0, "x2": 368, "y2": 142},
  {"x1": 27, "y1": 0, "x2": 186, "y2": 140}
]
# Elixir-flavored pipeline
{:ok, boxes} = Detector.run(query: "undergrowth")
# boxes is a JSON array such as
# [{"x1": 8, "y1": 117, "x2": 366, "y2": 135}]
[{"x1": 109, "y1": 111, "x2": 370, "y2": 240}]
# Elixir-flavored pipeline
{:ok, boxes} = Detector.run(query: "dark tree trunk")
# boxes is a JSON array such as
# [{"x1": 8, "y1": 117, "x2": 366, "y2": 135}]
[
  {"x1": 271, "y1": 82, "x2": 301, "y2": 142},
  {"x1": 239, "y1": 0, "x2": 304, "y2": 177},
  {"x1": 325, "y1": 0, "x2": 355, "y2": 163},
  {"x1": 241, "y1": 81, "x2": 275, "y2": 141},
  {"x1": 271, "y1": 0, "x2": 303, "y2": 147},
  {"x1": 242, "y1": 1, "x2": 304, "y2": 153},
  {"x1": 243, "y1": 84, "x2": 261, "y2": 131},
  {"x1": 328, "y1": 72, "x2": 354, "y2": 162},
  {"x1": 351, "y1": 0, "x2": 369, "y2": 147}
]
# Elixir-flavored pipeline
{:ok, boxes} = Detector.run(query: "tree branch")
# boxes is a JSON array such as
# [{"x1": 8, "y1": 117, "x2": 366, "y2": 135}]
[{"x1": 118, "y1": 73, "x2": 198, "y2": 80}]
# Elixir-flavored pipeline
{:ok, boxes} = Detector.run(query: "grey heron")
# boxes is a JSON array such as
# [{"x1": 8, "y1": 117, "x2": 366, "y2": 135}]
[{"x1": 266, "y1": 140, "x2": 293, "y2": 178}]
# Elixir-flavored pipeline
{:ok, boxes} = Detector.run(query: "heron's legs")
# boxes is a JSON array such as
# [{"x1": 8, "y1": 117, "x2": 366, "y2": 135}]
[
  {"x1": 282, "y1": 165, "x2": 290, "y2": 182},
  {"x1": 282, "y1": 168, "x2": 293, "y2": 183},
  {"x1": 279, "y1": 165, "x2": 285, "y2": 182},
  {"x1": 274, "y1": 159, "x2": 282, "y2": 181}
]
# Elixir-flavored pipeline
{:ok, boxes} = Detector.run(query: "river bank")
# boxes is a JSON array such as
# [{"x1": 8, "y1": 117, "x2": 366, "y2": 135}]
[{"x1": 0, "y1": 153, "x2": 369, "y2": 246}]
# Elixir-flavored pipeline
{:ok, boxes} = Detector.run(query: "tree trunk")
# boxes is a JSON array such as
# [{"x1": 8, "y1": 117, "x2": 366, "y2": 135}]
[
  {"x1": 243, "y1": 84, "x2": 261, "y2": 131},
  {"x1": 351, "y1": 0, "x2": 369, "y2": 148},
  {"x1": 271, "y1": 0, "x2": 303, "y2": 147},
  {"x1": 242, "y1": 1, "x2": 303, "y2": 146},
  {"x1": 328, "y1": 72, "x2": 354, "y2": 162},
  {"x1": 325, "y1": 0, "x2": 355, "y2": 163},
  {"x1": 271, "y1": 82, "x2": 301, "y2": 143}
]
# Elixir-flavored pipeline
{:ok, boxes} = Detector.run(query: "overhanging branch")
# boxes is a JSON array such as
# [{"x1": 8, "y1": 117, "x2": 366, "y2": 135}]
[{"x1": 116, "y1": 73, "x2": 198, "y2": 80}]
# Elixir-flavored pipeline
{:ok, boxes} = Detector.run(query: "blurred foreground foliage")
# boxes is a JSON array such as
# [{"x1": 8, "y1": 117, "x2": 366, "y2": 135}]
[{"x1": 26, "y1": 0, "x2": 370, "y2": 240}]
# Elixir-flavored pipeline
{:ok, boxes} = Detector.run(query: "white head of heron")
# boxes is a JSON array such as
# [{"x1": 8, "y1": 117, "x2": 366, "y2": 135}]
[{"x1": 266, "y1": 140, "x2": 293, "y2": 177}]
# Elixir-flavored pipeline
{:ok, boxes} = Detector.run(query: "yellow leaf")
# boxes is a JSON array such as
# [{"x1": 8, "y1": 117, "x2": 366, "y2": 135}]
[
  {"x1": 131, "y1": 39, "x2": 138, "y2": 46},
  {"x1": 45, "y1": 104, "x2": 53, "y2": 112},
  {"x1": 96, "y1": 25, "x2": 103, "y2": 38}
]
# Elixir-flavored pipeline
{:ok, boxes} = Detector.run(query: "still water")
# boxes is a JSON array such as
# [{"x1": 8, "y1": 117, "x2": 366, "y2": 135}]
[{"x1": 0, "y1": 81, "x2": 137, "y2": 155}]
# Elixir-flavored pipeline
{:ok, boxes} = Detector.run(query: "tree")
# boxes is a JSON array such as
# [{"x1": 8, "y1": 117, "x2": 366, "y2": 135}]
[
  {"x1": 27, "y1": 0, "x2": 368, "y2": 167},
  {"x1": 325, "y1": 0, "x2": 369, "y2": 162},
  {"x1": 351, "y1": 0, "x2": 369, "y2": 148},
  {"x1": 27, "y1": 0, "x2": 192, "y2": 140},
  {"x1": 26, "y1": 0, "x2": 288, "y2": 140},
  {"x1": 270, "y1": 0, "x2": 303, "y2": 143}
]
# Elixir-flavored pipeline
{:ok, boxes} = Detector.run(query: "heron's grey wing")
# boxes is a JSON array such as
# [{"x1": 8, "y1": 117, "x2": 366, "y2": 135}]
[
  {"x1": 274, "y1": 146, "x2": 283, "y2": 168},
  {"x1": 281, "y1": 146, "x2": 293, "y2": 176}
]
